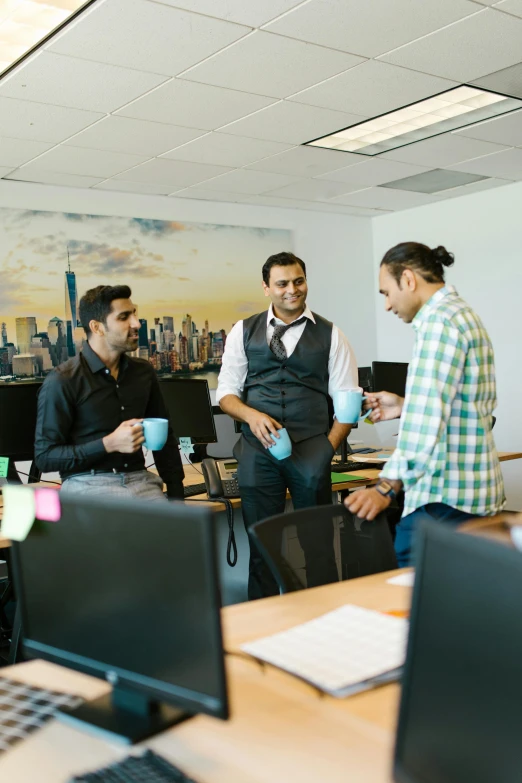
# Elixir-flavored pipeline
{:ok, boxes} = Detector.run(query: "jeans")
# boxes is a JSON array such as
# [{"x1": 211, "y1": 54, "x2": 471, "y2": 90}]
[
  {"x1": 60, "y1": 469, "x2": 167, "y2": 502},
  {"x1": 395, "y1": 502, "x2": 480, "y2": 567}
]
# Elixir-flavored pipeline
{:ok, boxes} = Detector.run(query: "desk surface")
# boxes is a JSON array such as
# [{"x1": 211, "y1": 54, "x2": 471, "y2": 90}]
[{"x1": 0, "y1": 569, "x2": 411, "y2": 783}]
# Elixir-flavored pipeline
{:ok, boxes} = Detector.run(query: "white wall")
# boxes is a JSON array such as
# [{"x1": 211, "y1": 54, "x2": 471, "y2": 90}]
[
  {"x1": 372, "y1": 181, "x2": 522, "y2": 509},
  {"x1": 0, "y1": 180, "x2": 376, "y2": 366}
]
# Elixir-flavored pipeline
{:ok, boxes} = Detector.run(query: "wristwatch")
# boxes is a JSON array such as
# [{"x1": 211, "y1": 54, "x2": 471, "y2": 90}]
[{"x1": 375, "y1": 480, "x2": 396, "y2": 500}]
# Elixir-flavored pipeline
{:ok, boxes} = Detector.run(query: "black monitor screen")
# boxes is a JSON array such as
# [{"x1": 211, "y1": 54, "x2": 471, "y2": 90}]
[
  {"x1": 395, "y1": 523, "x2": 522, "y2": 783},
  {"x1": 358, "y1": 366, "x2": 372, "y2": 391},
  {"x1": 159, "y1": 378, "x2": 217, "y2": 444},
  {"x1": 372, "y1": 361, "x2": 409, "y2": 397},
  {"x1": 0, "y1": 382, "x2": 41, "y2": 459},
  {"x1": 13, "y1": 495, "x2": 228, "y2": 720}
]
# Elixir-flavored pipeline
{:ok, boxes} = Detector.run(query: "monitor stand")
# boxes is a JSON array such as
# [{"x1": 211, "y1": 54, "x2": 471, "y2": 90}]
[{"x1": 57, "y1": 684, "x2": 192, "y2": 745}]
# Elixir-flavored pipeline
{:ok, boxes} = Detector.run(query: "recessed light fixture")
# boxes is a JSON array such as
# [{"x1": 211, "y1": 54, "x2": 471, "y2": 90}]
[
  {"x1": 305, "y1": 86, "x2": 522, "y2": 156},
  {"x1": 0, "y1": 1, "x2": 91, "y2": 77}
]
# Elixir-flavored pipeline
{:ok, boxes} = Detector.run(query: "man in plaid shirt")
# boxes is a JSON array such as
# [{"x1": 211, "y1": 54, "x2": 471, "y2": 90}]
[{"x1": 346, "y1": 242, "x2": 505, "y2": 566}]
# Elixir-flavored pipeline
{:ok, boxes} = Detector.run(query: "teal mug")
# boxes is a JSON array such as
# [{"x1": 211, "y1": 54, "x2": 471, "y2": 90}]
[
  {"x1": 141, "y1": 418, "x2": 169, "y2": 451},
  {"x1": 332, "y1": 390, "x2": 364, "y2": 425},
  {"x1": 268, "y1": 427, "x2": 292, "y2": 460}
]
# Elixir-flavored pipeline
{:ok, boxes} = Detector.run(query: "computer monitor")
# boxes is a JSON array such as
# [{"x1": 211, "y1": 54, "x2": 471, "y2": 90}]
[
  {"x1": 159, "y1": 378, "x2": 217, "y2": 444},
  {"x1": 12, "y1": 494, "x2": 228, "y2": 744},
  {"x1": 372, "y1": 361, "x2": 409, "y2": 397},
  {"x1": 394, "y1": 522, "x2": 522, "y2": 783},
  {"x1": 358, "y1": 366, "x2": 372, "y2": 392},
  {"x1": 0, "y1": 382, "x2": 41, "y2": 460}
]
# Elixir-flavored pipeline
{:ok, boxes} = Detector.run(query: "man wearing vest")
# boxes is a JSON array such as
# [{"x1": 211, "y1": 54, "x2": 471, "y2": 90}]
[{"x1": 217, "y1": 252, "x2": 359, "y2": 600}]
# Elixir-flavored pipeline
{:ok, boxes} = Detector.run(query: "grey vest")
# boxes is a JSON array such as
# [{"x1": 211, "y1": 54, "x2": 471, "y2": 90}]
[{"x1": 242, "y1": 311, "x2": 333, "y2": 443}]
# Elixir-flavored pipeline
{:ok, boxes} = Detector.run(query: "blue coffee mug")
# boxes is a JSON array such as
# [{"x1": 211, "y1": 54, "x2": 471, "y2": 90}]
[
  {"x1": 333, "y1": 390, "x2": 364, "y2": 424},
  {"x1": 142, "y1": 418, "x2": 168, "y2": 451},
  {"x1": 268, "y1": 427, "x2": 292, "y2": 460}
]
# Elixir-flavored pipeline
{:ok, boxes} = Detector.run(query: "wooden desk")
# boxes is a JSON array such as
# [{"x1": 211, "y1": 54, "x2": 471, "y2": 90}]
[{"x1": 0, "y1": 570, "x2": 412, "y2": 783}]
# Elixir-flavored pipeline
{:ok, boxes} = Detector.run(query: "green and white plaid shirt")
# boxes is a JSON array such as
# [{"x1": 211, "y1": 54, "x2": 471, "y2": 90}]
[{"x1": 382, "y1": 285, "x2": 505, "y2": 517}]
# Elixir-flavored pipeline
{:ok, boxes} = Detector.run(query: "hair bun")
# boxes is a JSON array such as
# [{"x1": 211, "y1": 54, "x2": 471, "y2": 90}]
[{"x1": 432, "y1": 245, "x2": 454, "y2": 268}]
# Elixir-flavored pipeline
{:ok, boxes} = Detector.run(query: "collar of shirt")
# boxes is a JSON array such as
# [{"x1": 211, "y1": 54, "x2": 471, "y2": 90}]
[
  {"x1": 266, "y1": 303, "x2": 316, "y2": 328},
  {"x1": 81, "y1": 340, "x2": 129, "y2": 376},
  {"x1": 412, "y1": 284, "x2": 458, "y2": 331}
]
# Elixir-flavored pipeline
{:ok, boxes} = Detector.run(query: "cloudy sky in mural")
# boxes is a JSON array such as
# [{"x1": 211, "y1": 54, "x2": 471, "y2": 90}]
[{"x1": 0, "y1": 207, "x2": 291, "y2": 341}]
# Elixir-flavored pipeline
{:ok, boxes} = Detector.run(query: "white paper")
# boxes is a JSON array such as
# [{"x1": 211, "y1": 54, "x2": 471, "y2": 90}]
[
  {"x1": 387, "y1": 572, "x2": 415, "y2": 587},
  {"x1": 241, "y1": 604, "x2": 407, "y2": 696}
]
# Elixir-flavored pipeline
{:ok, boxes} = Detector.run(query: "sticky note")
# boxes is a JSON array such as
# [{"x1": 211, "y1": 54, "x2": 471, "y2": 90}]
[
  {"x1": 35, "y1": 488, "x2": 61, "y2": 522},
  {"x1": 0, "y1": 457, "x2": 8, "y2": 479},
  {"x1": 179, "y1": 437, "x2": 194, "y2": 455},
  {"x1": 0, "y1": 485, "x2": 36, "y2": 541}
]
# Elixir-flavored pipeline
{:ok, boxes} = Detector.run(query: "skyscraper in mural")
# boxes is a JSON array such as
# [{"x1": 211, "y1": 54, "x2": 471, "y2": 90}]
[
  {"x1": 15, "y1": 316, "x2": 37, "y2": 355},
  {"x1": 64, "y1": 247, "x2": 79, "y2": 357}
]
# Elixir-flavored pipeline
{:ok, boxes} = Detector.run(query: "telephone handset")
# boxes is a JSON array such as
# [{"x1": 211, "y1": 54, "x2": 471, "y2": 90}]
[{"x1": 201, "y1": 458, "x2": 240, "y2": 499}]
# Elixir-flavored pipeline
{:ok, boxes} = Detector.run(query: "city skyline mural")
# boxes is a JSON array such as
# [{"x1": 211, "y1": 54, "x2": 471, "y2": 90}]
[{"x1": 0, "y1": 207, "x2": 292, "y2": 388}]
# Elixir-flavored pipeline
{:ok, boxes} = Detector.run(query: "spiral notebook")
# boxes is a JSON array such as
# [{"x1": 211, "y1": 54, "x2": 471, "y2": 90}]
[{"x1": 241, "y1": 604, "x2": 408, "y2": 698}]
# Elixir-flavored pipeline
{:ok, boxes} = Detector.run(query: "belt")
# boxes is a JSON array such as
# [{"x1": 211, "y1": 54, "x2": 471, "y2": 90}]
[{"x1": 66, "y1": 468, "x2": 144, "y2": 478}]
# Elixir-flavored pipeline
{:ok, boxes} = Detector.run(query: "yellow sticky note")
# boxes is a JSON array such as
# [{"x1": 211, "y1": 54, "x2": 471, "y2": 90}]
[{"x1": 1, "y1": 485, "x2": 36, "y2": 541}]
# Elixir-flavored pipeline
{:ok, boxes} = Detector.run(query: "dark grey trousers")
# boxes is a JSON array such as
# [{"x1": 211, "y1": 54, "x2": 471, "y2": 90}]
[{"x1": 233, "y1": 432, "x2": 338, "y2": 600}]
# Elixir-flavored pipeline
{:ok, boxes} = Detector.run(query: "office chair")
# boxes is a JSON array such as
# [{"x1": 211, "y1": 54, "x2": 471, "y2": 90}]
[{"x1": 249, "y1": 504, "x2": 397, "y2": 594}]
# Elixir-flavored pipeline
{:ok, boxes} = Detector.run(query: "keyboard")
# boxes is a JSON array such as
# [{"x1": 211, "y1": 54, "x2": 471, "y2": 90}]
[
  {"x1": 71, "y1": 750, "x2": 198, "y2": 783},
  {"x1": 331, "y1": 461, "x2": 385, "y2": 473},
  {"x1": 183, "y1": 482, "x2": 207, "y2": 498}
]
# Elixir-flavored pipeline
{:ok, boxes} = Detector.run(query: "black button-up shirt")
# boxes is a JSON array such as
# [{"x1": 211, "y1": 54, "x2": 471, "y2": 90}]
[{"x1": 34, "y1": 341, "x2": 184, "y2": 497}]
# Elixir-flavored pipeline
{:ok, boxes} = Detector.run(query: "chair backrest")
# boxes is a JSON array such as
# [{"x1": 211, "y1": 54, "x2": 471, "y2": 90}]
[{"x1": 249, "y1": 504, "x2": 397, "y2": 594}]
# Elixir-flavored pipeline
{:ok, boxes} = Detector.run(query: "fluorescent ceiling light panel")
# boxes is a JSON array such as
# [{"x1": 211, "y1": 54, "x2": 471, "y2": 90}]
[
  {"x1": 380, "y1": 168, "x2": 488, "y2": 194},
  {"x1": 0, "y1": 0, "x2": 88, "y2": 76},
  {"x1": 306, "y1": 86, "x2": 522, "y2": 156}
]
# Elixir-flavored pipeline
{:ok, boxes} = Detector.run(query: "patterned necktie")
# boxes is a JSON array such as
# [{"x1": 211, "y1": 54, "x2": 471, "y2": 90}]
[{"x1": 269, "y1": 316, "x2": 307, "y2": 361}]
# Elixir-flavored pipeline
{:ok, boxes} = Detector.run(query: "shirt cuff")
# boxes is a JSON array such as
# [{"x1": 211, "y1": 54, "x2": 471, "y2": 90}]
[{"x1": 86, "y1": 438, "x2": 108, "y2": 458}]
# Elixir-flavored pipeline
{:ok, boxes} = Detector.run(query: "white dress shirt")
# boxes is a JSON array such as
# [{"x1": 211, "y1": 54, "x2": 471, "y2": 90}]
[{"x1": 216, "y1": 304, "x2": 359, "y2": 404}]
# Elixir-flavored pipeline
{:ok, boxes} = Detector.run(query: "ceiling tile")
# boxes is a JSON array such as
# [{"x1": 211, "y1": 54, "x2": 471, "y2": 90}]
[
  {"x1": 264, "y1": 179, "x2": 360, "y2": 201},
  {"x1": 381, "y1": 168, "x2": 487, "y2": 193},
  {"x1": 112, "y1": 158, "x2": 232, "y2": 187},
  {"x1": 192, "y1": 168, "x2": 305, "y2": 194},
  {"x1": 48, "y1": 0, "x2": 250, "y2": 76},
  {"x1": 330, "y1": 187, "x2": 439, "y2": 209},
  {"x1": 116, "y1": 80, "x2": 275, "y2": 131},
  {"x1": 472, "y1": 63, "x2": 522, "y2": 99},
  {"x1": 219, "y1": 101, "x2": 366, "y2": 144},
  {"x1": 155, "y1": 0, "x2": 304, "y2": 26},
  {"x1": 318, "y1": 159, "x2": 429, "y2": 186},
  {"x1": 0, "y1": 138, "x2": 54, "y2": 167},
  {"x1": 0, "y1": 97, "x2": 103, "y2": 143},
  {"x1": 381, "y1": 133, "x2": 509, "y2": 167},
  {"x1": 5, "y1": 170, "x2": 105, "y2": 187},
  {"x1": 172, "y1": 187, "x2": 251, "y2": 202},
  {"x1": 493, "y1": 0, "x2": 522, "y2": 17},
  {"x1": 93, "y1": 180, "x2": 182, "y2": 196},
  {"x1": 161, "y1": 133, "x2": 292, "y2": 167},
  {"x1": 242, "y1": 194, "x2": 388, "y2": 215},
  {"x1": 264, "y1": 0, "x2": 478, "y2": 58},
  {"x1": 16, "y1": 146, "x2": 150, "y2": 178},
  {"x1": 182, "y1": 31, "x2": 364, "y2": 99},
  {"x1": 379, "y1": 9, "x2": 522, "y2": 82},
  {"x1": 0, "y1": 52, "x2": 167, "y2": 114},
  {"x1": 453, "y1": 109, "x2": 522, "y2": 147},
  {"x1": 0, "y1": 166, "x2": 15, "y2": 178},
  {"x1": 433, "y1": 177, "x2": 511, "y2": 198},
  {"x1": 245, "y1": 145, "x2": 361, "y2": 176},
  {"x1": 448, "y1": 147, "x2": 522, "y2": 178},
  {"x1": 289, "y1": 60, "x2": 455, "y2": 117},
  {"x1": 66, "y1": 117, "x2": 206, "y2": 156}
]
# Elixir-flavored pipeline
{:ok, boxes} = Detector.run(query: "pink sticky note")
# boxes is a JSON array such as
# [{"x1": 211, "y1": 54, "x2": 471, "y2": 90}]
[{"x1": 35, "y1": 488, "x2": 61, "y2": 522}]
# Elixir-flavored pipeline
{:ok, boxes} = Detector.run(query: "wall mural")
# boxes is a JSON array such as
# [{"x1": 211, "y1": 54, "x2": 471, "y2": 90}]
[{"x1": 0, "y1": 207, "x2": 292, "y2": 388}]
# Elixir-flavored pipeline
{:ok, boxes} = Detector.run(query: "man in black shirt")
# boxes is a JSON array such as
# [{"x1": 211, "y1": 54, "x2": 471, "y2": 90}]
[{"x1": 35, "y1": 285, "x2": 184, "y2": 500}]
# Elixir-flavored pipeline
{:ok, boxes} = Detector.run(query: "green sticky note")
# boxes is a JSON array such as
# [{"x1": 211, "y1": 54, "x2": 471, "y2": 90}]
[
  {"x1": 179, "y1": 437, "x2": 194, "y2": 455},
  {"x1": 331, "y1": 472, "x2": 367, "y2": 483},
  {"x1": 0, "y1": 485, "x2": 36, "y2": 541},
  {"x1": 0, "y1": 456, "x2": 9, "y2": 479}
]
